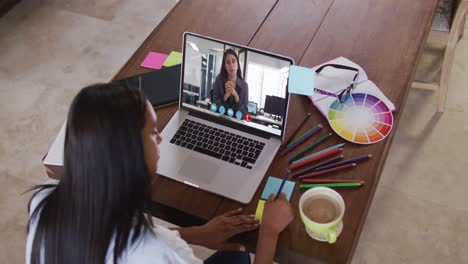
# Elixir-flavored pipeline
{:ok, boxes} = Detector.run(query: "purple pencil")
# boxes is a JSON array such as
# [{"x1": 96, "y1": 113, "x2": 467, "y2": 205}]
[
  {"x1": 314, "y1": 154, "x2": 372, "y2": 171},
  {"x1": 280, "y1": 124, "x2": 323, "y2": 156}
]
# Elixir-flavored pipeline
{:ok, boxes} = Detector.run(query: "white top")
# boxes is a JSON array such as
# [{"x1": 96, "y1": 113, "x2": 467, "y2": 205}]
[{"x1": 26, "y1": 182, "x2": 203, "y2": 264}]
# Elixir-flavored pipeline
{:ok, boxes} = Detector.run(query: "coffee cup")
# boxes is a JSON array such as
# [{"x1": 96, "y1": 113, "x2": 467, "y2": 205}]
[{"x1": 299, "y1": 187, "x2": 345, "y2": 243}]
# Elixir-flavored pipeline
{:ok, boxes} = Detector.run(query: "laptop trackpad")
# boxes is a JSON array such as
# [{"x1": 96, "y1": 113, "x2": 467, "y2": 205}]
[{"x1": 178, "y1": 156, "x2": 218, "y2": 184}]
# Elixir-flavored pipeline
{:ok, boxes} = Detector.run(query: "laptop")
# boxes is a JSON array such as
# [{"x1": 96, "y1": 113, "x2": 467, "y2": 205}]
[{"x1": 158, "y1": 32, "x2": 293, "y2": 204}]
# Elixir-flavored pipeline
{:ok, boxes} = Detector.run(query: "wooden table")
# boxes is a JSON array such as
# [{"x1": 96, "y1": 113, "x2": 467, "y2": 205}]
[{"x1": 48, "y1": 0, "x2": 438, "y2": 263}]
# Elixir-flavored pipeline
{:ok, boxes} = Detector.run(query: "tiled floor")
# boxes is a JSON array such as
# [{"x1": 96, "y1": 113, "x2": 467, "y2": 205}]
[{"x1": 0, "y1": 1, "x2": 467, "y2": 263}]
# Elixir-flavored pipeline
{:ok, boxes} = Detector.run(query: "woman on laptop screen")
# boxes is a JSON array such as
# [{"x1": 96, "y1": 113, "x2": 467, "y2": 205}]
[
  {"x1": 26, "y1": 82, "x2": 293, "y2": 264},
  {"x1": 212, "y1": 49, "x2": 249, "y2": 115}
]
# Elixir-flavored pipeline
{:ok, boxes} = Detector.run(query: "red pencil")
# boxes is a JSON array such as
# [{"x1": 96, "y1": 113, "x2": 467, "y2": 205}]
[
  {"x1": 301, "y1": 179, "x2": 364, "y2": 184},
  {"x1": 298, "y1": 163, "x2": 356, "y2": 180},
  {"x1": 289, "y1": 148, "x2": 343, "y2": 170}
]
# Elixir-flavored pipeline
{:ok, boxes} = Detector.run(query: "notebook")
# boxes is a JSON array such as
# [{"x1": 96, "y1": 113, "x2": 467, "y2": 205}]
[{"x1": 116, "y1": 64, "x2": 180, "y2": 109}]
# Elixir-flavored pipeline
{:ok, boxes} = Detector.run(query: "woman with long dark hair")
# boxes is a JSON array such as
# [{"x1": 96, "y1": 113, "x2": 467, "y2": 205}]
[
  {"x1": 212, "y1": 49, "x2": 249, "y2": 114},
  {"x1": 27, "y1": 82, "x2": 293, "y2": 264}
]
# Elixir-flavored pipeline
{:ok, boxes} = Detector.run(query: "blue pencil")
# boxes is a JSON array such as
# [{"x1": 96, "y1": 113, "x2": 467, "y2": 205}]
[
  {"x1": 291, "y1": 143, "x2": 346, "y2": 164},
  {"x1": 275, "y1": 170, "x2": 290, "y2": 200}
]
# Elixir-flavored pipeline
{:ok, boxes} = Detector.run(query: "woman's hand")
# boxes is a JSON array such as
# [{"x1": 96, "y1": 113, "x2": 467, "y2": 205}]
[
  {"x1": 260, "y1": 193, "x2": 294, "y2": 236},
  {"x1": 224, "y1": 81, "x2": 239, "y2": 103},
  {"x1": 196, "y1": 208, "x2": 259, "y2": 251},
  {"x1": 223, "y1": 81, "x2": 233, "y2": 101}
]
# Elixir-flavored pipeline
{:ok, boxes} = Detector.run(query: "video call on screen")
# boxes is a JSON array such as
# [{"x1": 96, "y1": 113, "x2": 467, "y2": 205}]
[{"x1": 182, "y1": 34, "x2": 291, "y2": 136}]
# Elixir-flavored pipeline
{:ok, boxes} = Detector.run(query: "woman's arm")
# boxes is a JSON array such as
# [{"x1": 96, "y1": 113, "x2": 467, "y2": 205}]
[
  {"x1": 253, "y1": 193, "x2": 294, "y2": 264},
  {"x1": 253, "y1": 229, "x2": 279, "y2": 264},
  {"x1": 233, "y1": 80, "x2": 249, "y2": 114},
  {"x1": 175, "y1": 208, "x2": 259, "y2": 251}
]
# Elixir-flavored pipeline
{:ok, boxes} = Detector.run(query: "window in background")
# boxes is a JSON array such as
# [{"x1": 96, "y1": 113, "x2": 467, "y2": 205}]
[{"x1": 246, "y1": 63, "x2": 287, "y2": 109}]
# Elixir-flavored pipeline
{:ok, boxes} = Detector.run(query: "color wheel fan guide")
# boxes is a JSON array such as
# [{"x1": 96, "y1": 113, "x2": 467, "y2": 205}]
[{"x1": 309, "y1": 57, "x2": 396, "y2": 144}]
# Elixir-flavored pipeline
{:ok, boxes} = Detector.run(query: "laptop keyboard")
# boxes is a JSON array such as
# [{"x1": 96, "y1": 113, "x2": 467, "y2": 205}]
[{"x1": 169, "y1": 119, "x2": 265, "y2": 169}]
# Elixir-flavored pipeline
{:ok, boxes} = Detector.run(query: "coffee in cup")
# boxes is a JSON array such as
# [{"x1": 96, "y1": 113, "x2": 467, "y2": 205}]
[
  {"x1": 299, "y1": 187, "x2": 345, "y2": 243},
  {"x1": 302, "y1": 196, "x2": 340, "y2": 224}
]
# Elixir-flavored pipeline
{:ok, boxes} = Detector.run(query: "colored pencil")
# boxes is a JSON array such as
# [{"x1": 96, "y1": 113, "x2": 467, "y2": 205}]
[
  {"x1": 315, "y1": 154, "x2": 372, "y2": 171},
  {"x1": 301, "y1": 179, "x2": 365, "y2": 184},
  {"x1": 291, "y1": 143, "x2": 346, "y2": 164},
  {"x1": 280, "y1": 124, "x2": 323, "y2": 156},
  {"x1": 282, "y1": 112, "x2": 311, "y2": 148},
  {"x1": 275, "y1": 170, "x2": 290, "y2": 200},
  {"x1": 300, "y1": 182, "x2": 363, "y2": 189},
  {"x1": 288, "y1": 133, "x2": 333, "y2": 162},
  {"x1": 298, "y1": 163, "x2": 356, "y2": 179},
  {"x1": 286, "y1": 122, "x2": 318, "y2": 148},
  {"x1": 290, "y1": 148, "x2": 343, "y2": 170},
  {"x1": 291, "y1": 155, "x2": 344, "y2": 178}
]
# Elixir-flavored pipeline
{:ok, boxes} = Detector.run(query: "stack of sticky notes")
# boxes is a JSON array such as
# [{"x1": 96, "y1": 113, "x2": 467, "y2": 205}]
[
  {"x1": 140, "y1": 51, "x2": 168, "y2": 70},
  {"x1": 288, "y1": 65, "x2": 315, "y2": 96},
  {"x1": 255, "y1": 176, "x2": 295, "y2": 223},
  {"x1": 140, "y1": 51, "x2": 183, "y2": 70},
  {"x1": 163, "y1": 51, "x2": 183, "y2": 67}
]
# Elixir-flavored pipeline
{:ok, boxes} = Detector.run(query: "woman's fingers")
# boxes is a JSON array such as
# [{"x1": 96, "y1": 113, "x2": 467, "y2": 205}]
[
  {"x1": 279, "y1": 192, "x2": 287, "y2": 200},
  {"x1": 223, "y1": 207, "x2": 243, "y2": 217},
  {"x1": 230, "y1": 215, "x2": 258, "y2": 226},
  {"x1": 267, "y1": 193, "x2": 275, "y2": 202},
  {"x1": 225, "y1": 81, "x2": 233, "y2": 90},
  {"x1": 238, "y1": 222, "x2": 260, "y2": 232},
  {"x1": 228, "y1": 222, "x2": 259, "y2": 236},
  {"x1": 223, "y1": 92, "x2": 231, "y2": 101}
]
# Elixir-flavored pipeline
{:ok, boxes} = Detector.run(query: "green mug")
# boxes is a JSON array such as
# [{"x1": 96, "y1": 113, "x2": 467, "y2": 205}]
[{"x1": 299, "y1": 187, "x2": 345, "y2": 244}]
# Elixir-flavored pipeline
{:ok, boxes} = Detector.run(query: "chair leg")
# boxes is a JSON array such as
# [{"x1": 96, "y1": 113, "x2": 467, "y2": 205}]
[
  {"x1": 438, "y1": 66, "x2": 450, "y2": 112},
  {"x1": 437, "y1": 0, "x2": 468, "y2": 112},
  {"x1": 457, "y1": 9, "x2": 466, "y2": 41}
]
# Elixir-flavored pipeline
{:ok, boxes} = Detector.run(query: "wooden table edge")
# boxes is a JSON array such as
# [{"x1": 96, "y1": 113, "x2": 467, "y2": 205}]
[{"x1": 345, "y1": 1, "x2": 440, "y2": 262}]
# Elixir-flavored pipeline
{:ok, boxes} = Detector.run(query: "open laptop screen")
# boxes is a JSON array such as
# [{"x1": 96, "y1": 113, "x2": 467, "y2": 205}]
[{"x1": 181, "y1": 32, "x2": 293, "y2": 137}]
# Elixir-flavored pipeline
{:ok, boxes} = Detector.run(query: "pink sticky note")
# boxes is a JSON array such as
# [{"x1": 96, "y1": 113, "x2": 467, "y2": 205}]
[{"x1": 140, "y1": 52, "x2": 168, "y2": 70}]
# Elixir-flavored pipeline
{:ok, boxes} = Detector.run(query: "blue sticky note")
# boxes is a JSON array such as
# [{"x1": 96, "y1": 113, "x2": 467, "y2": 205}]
[
  {"x1": 288, "y1": 65, "x2": 315, "y2": 96},
  {"x1": 261, "y1": 176, "x2": 295, "y2": 201}
]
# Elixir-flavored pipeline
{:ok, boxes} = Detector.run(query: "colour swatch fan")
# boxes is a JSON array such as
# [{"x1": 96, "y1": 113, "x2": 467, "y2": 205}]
[
  {"x1": 328, "y1": 93, "x2": 393, "y2": 144},
  {"x1": 307, "y1": 57, "x2": 396, "y2": 145}
]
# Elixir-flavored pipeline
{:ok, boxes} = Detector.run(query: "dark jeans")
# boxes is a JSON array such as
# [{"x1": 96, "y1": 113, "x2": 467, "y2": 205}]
[{"x1": 204, "y1": 251, "x2": 251, "y2": 264}]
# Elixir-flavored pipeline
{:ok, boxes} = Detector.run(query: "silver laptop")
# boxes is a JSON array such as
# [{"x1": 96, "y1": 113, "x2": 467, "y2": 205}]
[{"x1": 158, "y1": 32, "x2": 293, "y2": 204}]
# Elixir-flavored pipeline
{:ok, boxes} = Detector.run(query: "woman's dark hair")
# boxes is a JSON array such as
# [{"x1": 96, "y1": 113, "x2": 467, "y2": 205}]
[
  {"x1": 27, "y1": 82, "x2": 154, "y2": 264},
  {"x1": 220, "y1": 48, "x2": 243, "y2": 80}
]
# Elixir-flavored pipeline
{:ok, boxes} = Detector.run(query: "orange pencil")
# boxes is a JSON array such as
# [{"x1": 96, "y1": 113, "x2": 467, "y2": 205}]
[
  {"x1": 301, "y1": 179, "x2": 364, "y2": 184},
  {"x1": 289, "y1": 148, "x2": 343, "y2": 170},
  {"x1": 298, "y1": 163, "x2": 356, "y2": 179}
]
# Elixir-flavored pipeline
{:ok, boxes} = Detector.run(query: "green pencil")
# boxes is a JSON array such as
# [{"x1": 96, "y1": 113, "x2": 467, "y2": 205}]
[
  {"x1": 287, "y1": 124, "x2": 321, "y2": 148},
  {"x1": 288, "y1": 133, "x2": 332, "y2": 162},
  {"x1": 300, "y1": 182, "x2": 363, "y2": 189}
]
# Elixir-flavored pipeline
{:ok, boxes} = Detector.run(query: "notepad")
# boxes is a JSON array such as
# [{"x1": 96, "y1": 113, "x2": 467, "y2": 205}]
[
  {"x1": 163, "y1": 51, "x2": 183, "y2": 67},
  {"x1": 255, "y1": 200, "x2": 266, "y2": 223},
  {"x1": 140, "y1": 51, "x2": 168, "y2": 70},
  {"x1": 255, "y1": 176, "x2": 295, "y2": 223},
  {"x1": 261, "y1": 176, "x2": 295, "y2": 201},
  {"x1": 288, "y1": 65, "x2": 315, "y2": 96}
]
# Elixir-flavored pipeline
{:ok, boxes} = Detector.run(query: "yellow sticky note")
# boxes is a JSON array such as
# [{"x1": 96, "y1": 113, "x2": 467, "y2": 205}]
[
  {"x1": 255, "y1": 200, "x2": 266, "y2": 224},
  {"x1": 163, "y1": 51, "x2": 183, "y2": 67}
]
